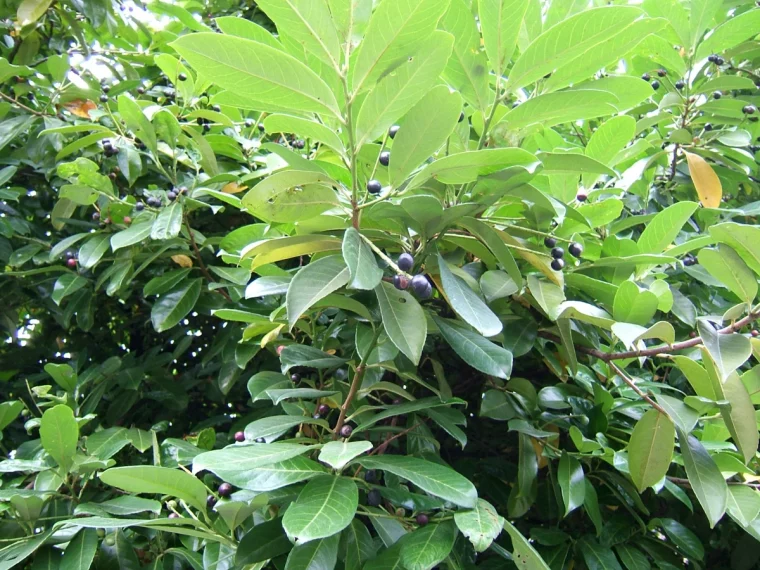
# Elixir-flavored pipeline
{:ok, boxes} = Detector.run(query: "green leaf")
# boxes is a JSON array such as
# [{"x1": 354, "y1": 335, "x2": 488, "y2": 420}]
[
  {"x1": 286, "y1": 256, "x2": 349, "y2": 329},
  {"x1": 17, "y1": 0, "x2": 54, "y2": 25},
  {"x1": 720, "y1": 372, "x2": 759, "y2": 464},
  {"x1": 318, "y1": 441, "x2": 373, "y2": 470},
  {"x1": 60, "y1": 528, "x2": 97, "y2": 570},
  {"x1": 478, "y1": 0, "x2": 529, "y2": 76},
  {"x1": 147, "y1": 2, "x2": 212, "y2": 32},
  {"x1": 399, "y1": 521, "x2": 457, "y2": 570},
  {"x1": 356, "y1": 456, "x2": 477, "y2": 508},
  {"x1": 342, "y1": 519, "x2": 376, "y2": 570},
  {"x1": 150, "y1": 279, "x2": 203, "y2": 333},
  {"x1": 615, "y1": 544, "x2": 650, "y2": 570},
  {"x1": 282, "y1": 475, "x2": 358, "y2": 543},
  {"x1": 578, "y1": 537, "x2": 623, "y2": 570},
  {"x1": 696, "y1": 9, "x2": 760, "y2": 60},
  {"x1": 280, "y1": 345, "x2": 347, "y2": 373},
  {"x1": 171, "y1": 33, "x2": 340, "y2": 118},
  {"x1": 637, "y1": 201, "x2": 698, "y2": 254},
  {"x1": 583, "y1": 115, "x2": 636, "y2": 186},
  {"x1": 355, "y1": 32, "x2": 453, "y2": 149},
  {"x1": 698, "y1": 245, "x2": 757, "y2": 304},
  {"x1": 434, "y1": 316, "x2": 512, "y2": 380},
  {"x1": 709, "y1": 222, "x2": 760, "y2": 276},
  {"x1": 264, "y1": 115, "x2": 344, "y2": 155},
  {"x1": 502, "y1": 520, "x2": 551, "y2": 569},
  {"x1": 111, "y1": 221, "x2": 153, "y2": 251},
  {"x1": 438, "y1": 253, "x2": 502, "y2": 337},
  {"x1": 101, "y1": 465, "x2": 208, "y2": 512},
  {"x1": 266, "y1": 389, "x2": 339, "y2": 406},
  {"x1": 458, "y1": 217, "x2": 522, "y2": 287},
  {"x1": 242, "y1": 170, "x2": 339, "y2": 223},
  {"x1": 350, "y1": 0, "x2": 451, "y2": 94},
  {"x1": 480, "y1": 271, "x2": 518, "y2": 303},
  {"x1": 689, "y1": 0, "x2": 720, "y2": 50},
  {"x1": 246, "y1": 276, "x2": 291, "y2": 298},
  {"x1": 501, "y1": 89, "x2": 619, "y2": 131},
  {"x1": 236, "y1": 518, "x2": 293, "y2": 565},
  {"x1": 726, "y1": 486, "x2": 760, "y2": 528},
  {"x1": 538, "y1": 152, "x2": 618, "y2": 177},
  {"x1": 150, "y1": 202, "x2": 183, "y2": 240},
  {"x1": 285, "y1": 534, "x2": 339, "y2": 570},
  {"x1": 117, "y1": 95, "x2": 157, "y2": 154},
  {"x1": 439, "y1": 0, "x2": 491, "y2": 112},
  {"x1": 453, "y1": 499, "x2": 504, "y2": 553},
  {"x1": 194, "y1": 443, "x2": 317, "y2": 476},
  {"x1": 658, "y1": 518, "x2": 703, "y2": 561},
  {"x1": 342, "y1": 228, "x2": 383, "y2": 291},
  {"x1": 697, "y1": 321, "x2": 751, "y2": 382},
  {"x1": 42, "y1": 363, "x2": 76, "y2": 392},
  {"x1": 0, "y1": 401, "x2": 24, "y2": 432},
  {"x1": 255, "y1": 0, "x2": 341, "y2": 69},
  {"x1": 52, "y1": 274, "x2": 88, "y2": 306},
  {"x1": 611, "y1": 321, "x2": 675, "y2": 350},
  {"x1": 388, "y1": 86, "x2": 461, "y2": 188},
  {"x1": 78, "y1": 234, "x2": 111, "y2": 269},
  {"x1": 558, "y1": 453, "x2": 585, "y2": 516},
  {"x1": 375, "y1": 281, "x2": 427, "y2": 365},
  {"x1": 676, "y1": 428, "x2": 727, "y2": 528},
  {"x1": 506, "y1": 6, "x2": 652, "y2": 92},
  {"x1": 244, "y1": 416, "x2": 328, "y2": 443},
  {"x1": 612, "y1": 281, "x2": 659, "y2": 326},
  {"x1": 39, "y1": 404, "x2": 78, "y2": 473},
  {"x1": 628, "y1": 409, "x2": 675, "y2": 492},
  {"x1": 409, "y1": 148, "x2": 540, "y2": 188}
]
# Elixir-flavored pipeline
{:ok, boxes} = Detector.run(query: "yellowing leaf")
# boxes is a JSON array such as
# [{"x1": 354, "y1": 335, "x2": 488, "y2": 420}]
[
  {"x1": 684, "y1": 151, "x2": 722, "y2": 208},
  {"x1": 62, "y1": 99, "x2": 97, "y2": 119},
  {"x1": 223, "y1": 182, "x2": 247, "y2": 194},
  {"x1": 171, "y1": 254, "x2": 193, "y2": 268}
]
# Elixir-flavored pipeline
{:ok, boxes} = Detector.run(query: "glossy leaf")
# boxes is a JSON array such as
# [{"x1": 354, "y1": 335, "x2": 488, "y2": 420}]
[
  {"x1": 39, "y1": 404, "x2": 78, "y2": 473},
  {"x1": 100, "y1": 466, "x2": 208, "y2": 512},
  {"x1": 374, "y1": 281, "x2": 427, "y2": 365},
  {"x1": 434, "y1": 316, "x2": 512, "y2": 379},
  {"x1": 287, "y1": 255, "x2": 350, "y2": 329},
  {"x1": 628, "y1": 409, "x2": 675, "y2": 492},
  {"x1": 282, "y1": 475, "x2": 358, "y2": 543},
  {"x1": 454, "y1": 499, "x2": 504, "y2": 553},
  {"x1": 558, "y1": 453, "x2": 585, "y2": 516},
  {"x1": 478, "y1": 0, "x2": 530, "y2": 76},
  {"x1": 676, "y1": 428, "x2": 727, "y2": 528},
  {"x1": 399, "y1": 521, "x2": 457, "y2": 570},
  {"x1": 318, "y1": 441, "x2": 373, "y2": 470},
  {"x1": 284, "y1": 534, "x2": 340, "y2": 570},
  {"x1": 698, "y1": 245, "x2": 757, "y2": 304},
  {"x1": 342, "y1": 228, "x2": 383, "y2": 291},
  {"x1": 697, "y1": 321, "x2": 751, "y2": 382},
  {"x1": 60, "y1": 529, "x2": 97, "y2": 570},
  {"x1": 150, "y1": 279, "x2": 203, "y2": 333},
  {"x1": 637, "y1": 201, "x2": 699, "y2": 255}
]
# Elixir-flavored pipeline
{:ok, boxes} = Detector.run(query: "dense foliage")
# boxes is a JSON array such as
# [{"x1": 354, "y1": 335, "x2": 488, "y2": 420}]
[{"x1": 1, "y1": 0, "x2": 760, "y2": 568}]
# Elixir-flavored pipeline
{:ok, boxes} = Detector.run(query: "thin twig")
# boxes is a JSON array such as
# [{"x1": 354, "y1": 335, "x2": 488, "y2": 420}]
[
  {"x1": 333, "y1": 365, "x2": 367, "y2": 440},
  {"x1": 609, "y1": 361, "x2": 668, "y2": 415},
  {"x1": 667, "y1": 476, "x2": 760, "y2": 490},
  {"x1": 184, "y1": 219, "x2": 231, "y2": 302},
  {"x1": 0, "y1": 92, "x2": 48, "y2": 117},
  {"x1": 370, "y1": 422, "x2": 422, "y2": 456}
]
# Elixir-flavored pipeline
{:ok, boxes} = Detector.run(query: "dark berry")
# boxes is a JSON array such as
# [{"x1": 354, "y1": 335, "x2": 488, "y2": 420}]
[
  {"x1": 675, "y1": 80, "x2": 685, "y2": 90},
  {"x1": 317, "y1": 404, "x2": 329, "y2": 415},
  {"x1": 743, "y1": 105, "x2": 757, "y2": 115},
  {"x1": 715, "y1": 56, "x2": 725, "y2": 65},
  {"x1": 196, "y1": 117, "x2": 205, "y2": 125},
  {"x1": 411, "y1": 275, "x2": 431, "y2": 299},
  {"x1": 212, "y1": 105, "x2": 221, "y2": 112},
  {"x1": 544, "y1": 237, "x2": 557, "y2": 248},
  {"x1": 393, "y1": 275, "x2": 409, "y2": 290},
  {"x1": 66, "y1": 258, "x2": 77, "y2": 269},
  {"x1": 416, "y1": 514, "x2": 429, "y2": 526},
  {"x1": 397, "y1": 253, "x2": 414, "y2": 271},
  {"x1": 340, "y1": 424, "x2": 353, "y2": 438},
  {"x1": 458, "y1": 111, "x2": 465, "y2": 122},
  {"x1": 708, "y1": 54, "x2": 717, "y2": 63},
  {"x1": 102, "y1": 85, "x2": 110, "y2": 93},
  {"x1": 291, "y1": 373, "x2": 300, "y2": 383},
  {"x1": 576, "y1": 192, "x2": 588, "y2": 202},
  {"x1": 657, "y1": 69, "x2": 667, "y2": 77},
  {"x1": 245, "y1": 119, "x2": 253, "y2": 128},
  {"x1": 551, "y1": 247, "x2": 564, "y2": 259},
  {"x1": 294, "y1": 139, "x2": 305, "y2": 149},
  {"x1": 704, "y1": 123, "x2": 713, "y2": 131},
  {"x1": 651, "y1": 80, "x2": 660, "y2": 91},
  {"x1": 367, "y1": 489, "x2": 382, "y2": 507},
  {"x1": 683, "y1": 254, "x2": 696, "y2": 267},
  {"x1": 379, "y1": 151, "x2": 390, "y2": 166},
  {"x1": 335, "y1": 368, "x2": 348, "y2": 380},
  {"x1": 178, "y1": 72, "x2": 187, "y2": 81},
  {"x1": 203, "y1": 123, "x2": 210, "y2": 132},
  {"x1": 135, "y1": 202, "x2": 144, "y2": 211},
  {"x1": 257, "y1": 123, "x2": 265, "y2": 132},
  {"x1": 641, "y1": 73, "x2": 650, "y2": 82},
  {"x1": 255, "y1": 438, "x2": 265, "y2": 443},
  {"x1": 568, "y1": 243, "x2": 583, "y2": 258},
  {"x1": 137, "y1": 86, "x2": 145, "y2": 94},
  {"x1": 167, "y1": 191, "x2": 177, "y2": 201},
  {"x1": 64, "y1": 250, "x2": 74, "y2": 260},
  {"x1": 92, "y1": 212, "x2": 100, "y2": 221},
  {"x1": 367, "y1": 179, "x2": 382, "y2": 194},
  {"x1": 388, "y1": 125, "x2": 400, "y2": 139},
  {"x1": 99, "y1": 94, "x2": 108, "y2": 103},
  {"x1": 218, "y1": 483, "x2": 232, "y2": 497},
  {"x1": 713, "y1": 91, "x2": 722, "y2": 100},
  {"x1": 551, "y1": 258, "x2": 565, "y2": 271},
  {"x1": 234, "y1": 431, "x2": 245, "y2": 442},
  {"x1": 313, "y1": 413, "x2": 322, "y2": 419},
  {"x1": 364, "y1": 470, "x2": 377, "y2": 483},
  {"x1": 206, "y1": 496, "x2": 217, "y2": 508}
]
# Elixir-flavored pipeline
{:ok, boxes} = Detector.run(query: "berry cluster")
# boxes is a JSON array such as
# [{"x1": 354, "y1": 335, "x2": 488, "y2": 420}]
[{"x1": 544, "y1": 237, "x2": 583, "y2": 272}]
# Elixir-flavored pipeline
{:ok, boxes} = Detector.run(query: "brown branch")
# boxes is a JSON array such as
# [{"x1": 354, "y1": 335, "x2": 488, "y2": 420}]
[
  {"x1": 667, "y1": 476, "x2": 760, "y2": 490},
  {"x1": 184, "y1": 219, "x2": 231, "y2": 302},
  {"x1": 0, "y1": 92, "x2": 48, "y2": 117},
  {"x1": 333, "y1": 364, "x2": 366, "y2": 440},
  {"x1": 370, "y1": 422, "x2": 422, "y2": 456},
  {"x1": 609, "y1": 361, "x2": 668, "y2": 415},
  {"x1": 539, "y1": 311, "x2": 760, "y2": 362}
]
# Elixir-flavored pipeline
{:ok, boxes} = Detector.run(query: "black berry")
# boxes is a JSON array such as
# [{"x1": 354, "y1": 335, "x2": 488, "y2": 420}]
[
  {"x1": 657, "y1": 69, "x2": 667, "y2": 77},
  {"x1": 641, "y1": 73, "x2": 650, "y2": 82},
  {"x1": 100, "y1": 94, "x2": 108, "y2": 103},
  {"x1": 713, "y1": 91, "x2": 722, "y2": 100},
  {"x1": 576, "y1": 192, "x2": 588, "y2": 202},
  {"x1": 178, "y1": 73, "x2": 187, "y2": 81},
  {"x1": 206, "y1": 496, "x2": 217, "y2": 508},
  {"x1": 411, "y1": 275, "x2": 432, "y2": 299},
  {"x1": 388, "y1": 125, "x2": 400, "y2": 139},
  {"x1": 291, "y1": 373, "x2": 300, "y2": 383},
  {"x1": 294, "y1": 139, "x2": 305, "y2": 149},
  {"x1": 398, "y1": 253, "x2": 414, "y2": 271},
  {"x1": 218, "y1": 483, "x2": 232, "y2": 497},
  {"x1": 675, "y1": 80, "x2": 685, "y2": 90},
  {"x1": 317, "y1": 404, "x2": 329, "y2": 415},
  {"x1": 743, "y1": 105, "x2": 757, "y2": 115},
  {"x1": 715, "y1": 56, "x2": 725, "y2": 65},
  {"x1": 245, "y1": 119, "x2": 253, "y2": 128},
  {"x1": 137, "y1": 86, "x2": 145, "y2": 94},
  {"x1": 683, "y1": 254, "x2": 696, "y2": 267},
  {"x1": 708, "y1": 54, "x2": 717, "y2": 63},
  {"x1": 203, "y1": 123, "x2": 210, "y2": 132},
  {"x1": 568, "y1": 243, "x2": 583, "y2": 258},
  {"x1": 167, "y1": 191, "x2": 177, "y2": 201},
  {"x1": 92, "y1": 212, "x2": 100, "y2": 221},
  {"x1": 551, "y1": 258, "x2": 565, "y2": 271},
  {"x1": 212, "y1": 105, "x2": 221, "y2": 112},
  {"x1": 234, "y1": 431, "x2": 245, "y2": 442},
  {"x1": 416, "y1": 514, "x2": 429, "y2": 526},
  {"x1": 135, "y1": 202, "x2": 144, "y2": 211},
  {"x1": 704, "y1": 123, "x2": 713, "y2": 131},
  {"x1": 367, "y1": 489, "x2": 382, "y2": 507},
  {"x1": 367, "y1": 179, "x2": 382, "y2": 194},
  {"x1": 651, "y1": 80, "x2": 660, "y2": 90},
  {"x1": 544, "y1": 237, "x2": 557, "y2": 248},
  {"x1": 393, "y1": 275, "x2": 409, "y2": 290},
  {"x1": 379, "y1": 151, "x2": 390, "y2": 166},
  {"x1": 551, "y1": 247, "x2": 564, "y2": 259},
  {"x1": 102, "y1": 85, "x2": 110, "y2": 93},
  {"x1": 257, "y1": 123, "x2": 265, "y2": 132},
  {"x1": 364, "y1": 470, "x2": 377, "y2": 483},
  {"x1": 340, "y1": 424, "x2": 353, "y2": 438}
]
